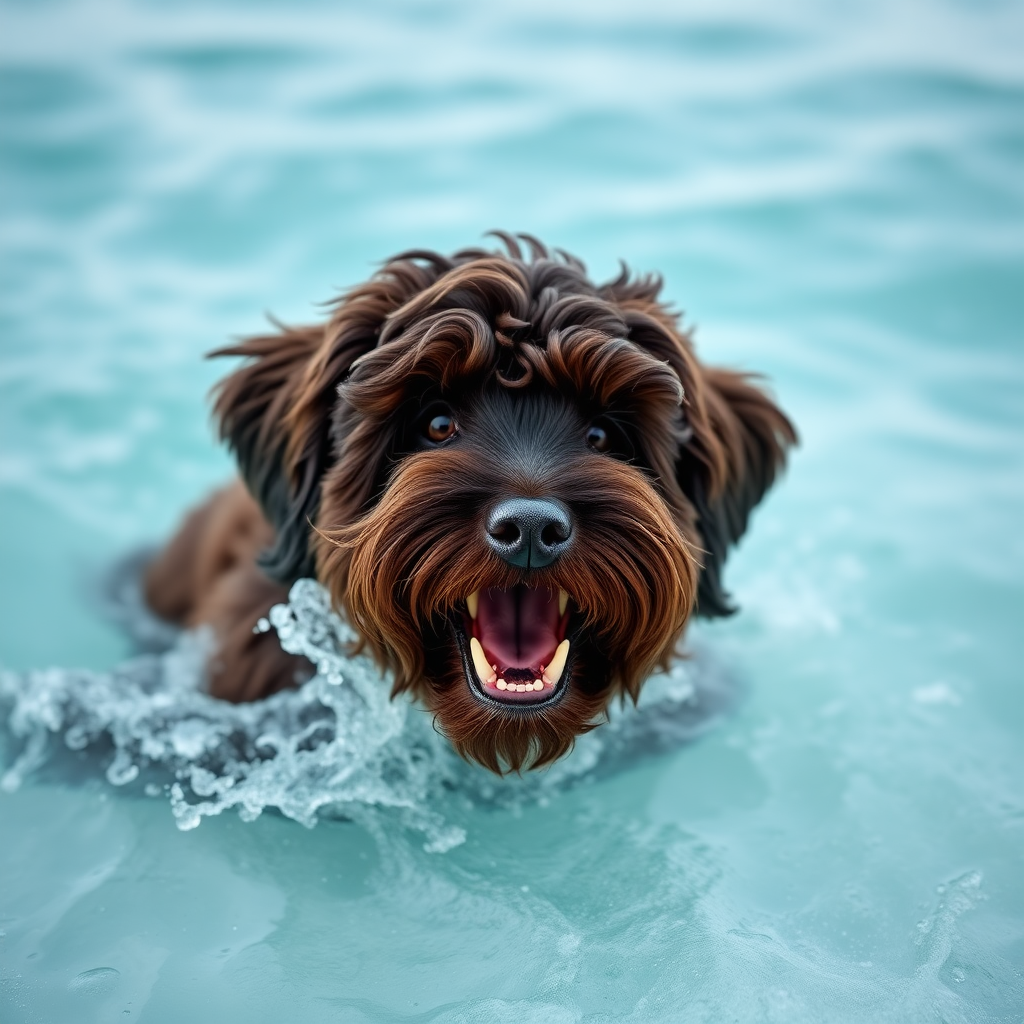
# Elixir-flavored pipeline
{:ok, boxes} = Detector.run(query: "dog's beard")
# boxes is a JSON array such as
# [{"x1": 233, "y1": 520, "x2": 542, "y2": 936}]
[{"x1": 317, "y1": 445, "x2": 699, "y2": 773}]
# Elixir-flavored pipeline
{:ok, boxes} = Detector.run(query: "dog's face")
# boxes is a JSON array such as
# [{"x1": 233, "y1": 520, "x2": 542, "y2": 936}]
[
  {"x1": 214, "y1": 235, "x2": 795, "y2": 772},
  {"x1": 323, "y1": 353, "x2": 697, "y2": 773}
]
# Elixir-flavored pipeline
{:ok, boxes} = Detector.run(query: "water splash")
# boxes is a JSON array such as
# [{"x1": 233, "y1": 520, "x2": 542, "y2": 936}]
[{"x1": 1, "y1": 578, "x2": 731, "y2": 852}]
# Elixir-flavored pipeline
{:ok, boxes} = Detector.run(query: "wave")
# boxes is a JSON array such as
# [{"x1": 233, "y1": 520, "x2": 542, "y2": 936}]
[{"x1": 0, "y1": 574, "x2": 734, "y2": 852}]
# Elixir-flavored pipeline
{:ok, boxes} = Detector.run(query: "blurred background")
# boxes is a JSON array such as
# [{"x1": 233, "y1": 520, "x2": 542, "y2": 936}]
[
  {"x1": 1, "y1": 1, "x2": 1022, "y2": 1020},
  {"x1": 3, "y1": 0, "x2": 1019, "y2": 673}
]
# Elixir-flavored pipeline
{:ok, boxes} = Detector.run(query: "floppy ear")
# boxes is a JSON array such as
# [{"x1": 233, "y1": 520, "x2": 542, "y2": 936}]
[
  {"x1": 210, "y1": 323, "x2": 330, "y2": 583},
  {"x1": 209, "y1": 256, "x2": 449, "y2": 583},
  {"x1": 678, "y1": 367, "x2": 797, "y2": 617}
]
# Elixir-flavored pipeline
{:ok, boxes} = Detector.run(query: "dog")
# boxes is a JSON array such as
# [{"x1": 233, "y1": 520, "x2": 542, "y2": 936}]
[{"x1": 144, "y1": 233, "x2": 796, "y2": 773}]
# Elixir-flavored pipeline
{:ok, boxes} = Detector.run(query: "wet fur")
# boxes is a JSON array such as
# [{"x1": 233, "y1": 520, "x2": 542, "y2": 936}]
[{"x1": 144, "y1": 234, "x2": 796, "y2": 772}]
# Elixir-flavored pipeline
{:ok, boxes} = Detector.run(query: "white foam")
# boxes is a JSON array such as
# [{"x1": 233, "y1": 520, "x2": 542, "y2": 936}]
[{"x1": 1, "y1": 579, "x2": 729, "y2": 852}]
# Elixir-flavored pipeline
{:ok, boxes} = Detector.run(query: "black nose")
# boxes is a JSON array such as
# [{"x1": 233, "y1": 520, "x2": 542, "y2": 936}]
[{"x1": 485, "y1": 497, "x2": 573, "y2": 569}]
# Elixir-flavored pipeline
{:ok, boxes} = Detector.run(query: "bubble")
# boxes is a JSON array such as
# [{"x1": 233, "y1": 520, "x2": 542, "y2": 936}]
[{"x1": 68, "y1": 966, "x2": 120, "y2": 996}]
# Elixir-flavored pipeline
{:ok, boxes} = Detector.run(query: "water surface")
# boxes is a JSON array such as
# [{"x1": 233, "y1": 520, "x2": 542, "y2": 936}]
[{"x1": 1, "y1": 1, "x2": 1022, "y2": 1021}]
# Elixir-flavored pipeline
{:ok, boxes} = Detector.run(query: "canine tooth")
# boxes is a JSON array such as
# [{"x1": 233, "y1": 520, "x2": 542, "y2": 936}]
[
  {"x1": 496, "y1": 679, "x2": 508, "y2": 690},
  {"x1": 467, "y1": 591, "x2": 479, "y2": 619},
  {"x1": 542, "y1": 639, "x2": 570, "y2": 687},
  {"x1": 559, "y1": 590, "x2": 569, "y2": 617},
  {"x1": 532, "y1": 680, "x2": 543, "y2": 691},
  {"x1": 470, "y1": 637, "x2": 497, "y2": 684}
]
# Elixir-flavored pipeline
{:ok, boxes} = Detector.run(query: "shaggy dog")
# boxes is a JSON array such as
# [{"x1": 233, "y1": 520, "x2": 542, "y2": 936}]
[{"x1": 144, "y1": 233, "x2": 796, "y2": 773}]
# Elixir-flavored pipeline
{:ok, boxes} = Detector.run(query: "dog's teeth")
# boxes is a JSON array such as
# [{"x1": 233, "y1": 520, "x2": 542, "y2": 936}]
[
  {"x1": 542, "y1": 639, "x2": 570, "y2": 687},
  {"x1": 559, "y1": 590, "x2": 569, "y2": 617},
  {"x1": 466, "y1": 591, "x2": 479, "y2": 619},
  {"x1": 496, "y1": 679, "x2": 508, "y2": 690},
  {"x1": 532, "y1": 680, "x2": 543, "y2": 691},
  {"x1": 470, "y1": 637, "x2": 497, "y2": 684}
]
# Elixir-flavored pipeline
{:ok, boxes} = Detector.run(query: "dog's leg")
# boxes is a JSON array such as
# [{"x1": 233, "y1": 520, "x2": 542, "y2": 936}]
[{"x1": 144, "y1": 480, "x2": 311, "y2": 701}]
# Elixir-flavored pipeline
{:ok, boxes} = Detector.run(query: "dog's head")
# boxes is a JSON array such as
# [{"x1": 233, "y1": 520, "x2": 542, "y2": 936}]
[{"x1": 213, "y1": 234, "x2": 796, "y2": 772}]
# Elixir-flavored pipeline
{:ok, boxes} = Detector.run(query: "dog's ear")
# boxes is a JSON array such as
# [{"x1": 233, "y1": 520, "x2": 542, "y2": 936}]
[
  {"x1": 210, "y1": 259, "x2": 447, "y2": 583},
  {"x1": 210, "y1": 323, "x2": 332, "y2": 583},
  {"x1": 679, "y1": 367, "x2": 797, "y2": 616},
  {"x1": 604, "y1": 285, "x2": 797, "y2": 617}
]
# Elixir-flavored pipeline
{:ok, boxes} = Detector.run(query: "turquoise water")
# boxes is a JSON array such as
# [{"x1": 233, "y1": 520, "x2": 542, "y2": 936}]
[{"x1": 2, "y1": 0, "x2": 1023, "y2": 1020}]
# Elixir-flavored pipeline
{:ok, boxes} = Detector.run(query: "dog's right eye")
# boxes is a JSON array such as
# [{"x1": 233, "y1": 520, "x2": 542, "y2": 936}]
[{"x1": 424, "y1": 412, "x2": 458, "y2": 445}]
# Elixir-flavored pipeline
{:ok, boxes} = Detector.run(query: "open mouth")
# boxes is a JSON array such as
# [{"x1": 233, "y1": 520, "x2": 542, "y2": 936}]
[{"x1": 454, "y1": 585, "x2": 575, "y2": 705}]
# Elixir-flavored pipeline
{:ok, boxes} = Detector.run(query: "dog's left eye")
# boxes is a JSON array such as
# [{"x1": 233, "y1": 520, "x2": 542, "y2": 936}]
[
  {"x1": 424, "y1": 412, "x2": 458, "y2": 444},
  {"x1": 586, "y1": 417, "x2": 636, "y2": 460},
  {"x1": 586, "y1": 424, "x2": 610, "y2": 452}
]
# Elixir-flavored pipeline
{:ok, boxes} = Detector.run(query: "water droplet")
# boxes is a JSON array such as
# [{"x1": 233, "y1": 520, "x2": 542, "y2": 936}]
[{"x1": 69, "y1": 967, "x2": 120, "y2": 996}]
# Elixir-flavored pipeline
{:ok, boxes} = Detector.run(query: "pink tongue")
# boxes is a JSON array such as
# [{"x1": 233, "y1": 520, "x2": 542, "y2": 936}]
[{"x1": 476, "y1": 586, "x2": 559, "y2": 671}]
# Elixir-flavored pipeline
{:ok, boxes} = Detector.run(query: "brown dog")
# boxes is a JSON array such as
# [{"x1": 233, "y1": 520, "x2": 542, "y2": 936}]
[{"x1": 144, "y1": 234, "x2": 796, "y2": 773}]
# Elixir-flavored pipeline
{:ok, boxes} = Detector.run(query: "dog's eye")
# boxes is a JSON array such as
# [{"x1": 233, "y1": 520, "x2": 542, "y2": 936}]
[
  {"x1": 425, "y1": 413, "x2": 457, "y2": 444},
  {"x1": 585, "y1": 424, "x2": 610, "y2": 452}
]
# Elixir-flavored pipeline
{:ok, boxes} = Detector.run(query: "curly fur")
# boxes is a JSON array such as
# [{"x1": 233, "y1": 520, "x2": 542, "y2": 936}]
[{"x1": 145, "y1": 232, "x2": 796, "y2": 773}]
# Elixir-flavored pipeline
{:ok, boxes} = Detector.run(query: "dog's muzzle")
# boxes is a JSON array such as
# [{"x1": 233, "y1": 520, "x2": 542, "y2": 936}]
[{"x1": 453, "y1": 584, "x2": 576, "y2": 706}]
